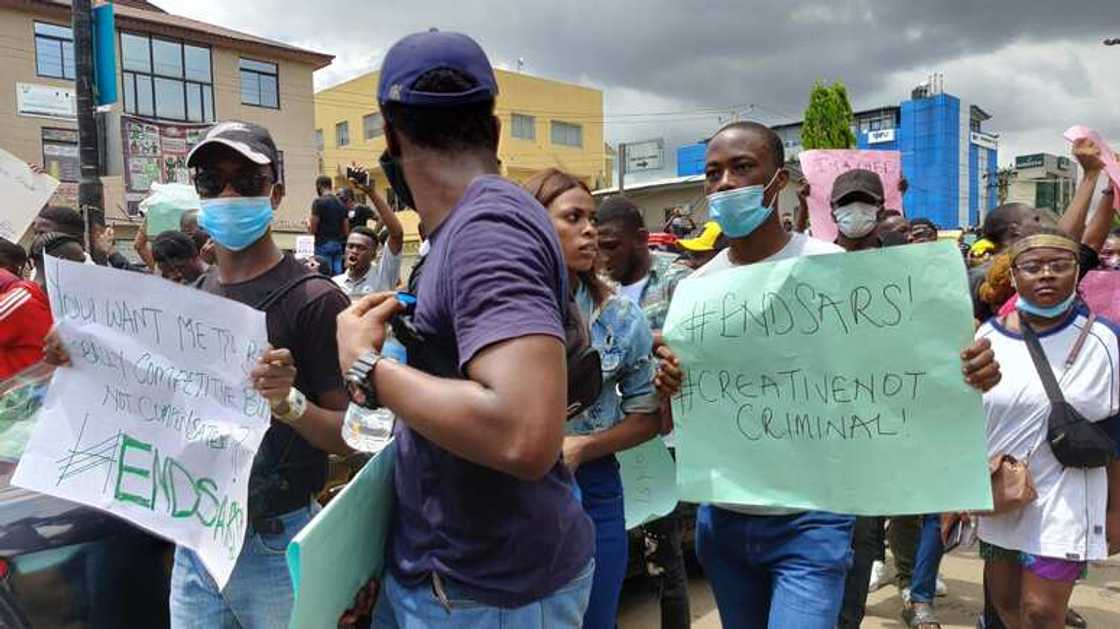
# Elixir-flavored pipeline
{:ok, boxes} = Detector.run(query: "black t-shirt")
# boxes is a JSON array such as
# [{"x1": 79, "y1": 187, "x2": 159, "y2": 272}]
[
  {"x1": 198, "y1": 254, "x2": 350, "y2": 517},
  {"x1": 311, "y1": 194, "x2": 348, "y2": 245},
  {"x1": 347, "y1": 204, "x2": 377, "y2": 230}
]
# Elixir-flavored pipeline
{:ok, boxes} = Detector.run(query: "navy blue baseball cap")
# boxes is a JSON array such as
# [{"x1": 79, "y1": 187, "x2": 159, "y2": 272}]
[{"x1": 377, "y1": 30, "x2": 498, "y2": 107}]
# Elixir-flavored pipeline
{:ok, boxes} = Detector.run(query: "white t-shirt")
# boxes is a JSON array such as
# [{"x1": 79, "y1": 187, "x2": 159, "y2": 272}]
[
  {"x1": 976, "y1": 311, "x2": 1120, "y2": 561},
  {"x1": 619, "y1": 275, "x2": 650, "y2": 305},
  {"x1": 332, "y1": 244, "x2": 402, "y2": 299},
  {"x1": 692, "y1": 232, "x2": 844, "y2": 516}
]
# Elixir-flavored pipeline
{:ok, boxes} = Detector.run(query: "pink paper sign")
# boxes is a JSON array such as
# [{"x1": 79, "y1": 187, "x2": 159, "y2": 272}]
[
  {"x1": 798, "y1": 149, "x2": 903, "y2": 243},
  {"x1": 1078, "y1": 270, "x2": 1120, "y2": 322},
  {"x1": 1063, "y1": 125, "x2": 1120, "y2": 210}
]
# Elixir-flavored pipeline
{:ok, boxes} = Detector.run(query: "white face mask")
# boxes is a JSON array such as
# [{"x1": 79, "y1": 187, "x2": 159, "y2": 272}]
[{"x1": 834, "y1": 201, "x2": 879, "y2": 238}]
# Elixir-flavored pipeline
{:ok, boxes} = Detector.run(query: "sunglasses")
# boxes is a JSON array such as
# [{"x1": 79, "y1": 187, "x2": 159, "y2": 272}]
[{"x1": 193, "y1": 168, "x2": 273, "y2": 198}]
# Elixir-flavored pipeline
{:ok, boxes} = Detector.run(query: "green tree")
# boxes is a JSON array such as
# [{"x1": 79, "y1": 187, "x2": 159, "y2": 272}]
[{"x1": 801, "y1": 80, "x2": 856, "y2": 150}]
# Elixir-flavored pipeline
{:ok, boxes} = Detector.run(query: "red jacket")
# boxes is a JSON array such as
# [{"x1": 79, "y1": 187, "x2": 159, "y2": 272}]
[{"x1": 0, "y1": 270, "x2": 53, "y2": 380}]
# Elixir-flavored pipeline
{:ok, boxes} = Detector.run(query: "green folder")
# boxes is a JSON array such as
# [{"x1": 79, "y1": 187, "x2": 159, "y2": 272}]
[{"x1": 287, "y1": 441, "x2": 396, "y2": 628}]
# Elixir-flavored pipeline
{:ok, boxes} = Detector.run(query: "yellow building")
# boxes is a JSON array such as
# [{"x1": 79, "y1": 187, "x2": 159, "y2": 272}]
[
  {"x1": 314, "y1": 68, "x2": 608, "y2": 256},
  {"x1": 0, "y1": 0, "x2": 331, "y2": 249}
]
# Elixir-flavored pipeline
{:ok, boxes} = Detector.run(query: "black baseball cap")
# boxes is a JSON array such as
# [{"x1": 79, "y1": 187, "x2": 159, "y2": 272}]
[
  {"x1": 377, "y1": 30, "x2": 498, "y2": 107},
  {"x1": 831, "y1": 169, "x2": 884, "y2": 206},
  {"x1": 187, "y1": 121, "x2": 280, "y2": 178}
]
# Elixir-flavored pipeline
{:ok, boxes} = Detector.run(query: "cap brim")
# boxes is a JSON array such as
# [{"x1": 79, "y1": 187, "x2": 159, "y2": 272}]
[
  {"x1": 679, "y1": 238, "x2": 713, "y2": 252},
  {"x1": 832, "y1": 189, "x2": 883, "y2": 205},
  {"x1": 186, "y1": 138, "x2": 272, "y2": 168}
]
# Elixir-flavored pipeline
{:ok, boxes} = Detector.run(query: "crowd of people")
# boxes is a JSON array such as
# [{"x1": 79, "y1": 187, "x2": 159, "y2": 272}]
[{"x1": 2, "y1": 28, "x2": 1119, "y2": 629}]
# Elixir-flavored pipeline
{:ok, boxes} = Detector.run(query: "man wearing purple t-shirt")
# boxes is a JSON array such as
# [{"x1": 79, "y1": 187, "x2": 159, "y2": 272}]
[{"x1": 335, "y1": 31, "x2": 594, "y2": 627}]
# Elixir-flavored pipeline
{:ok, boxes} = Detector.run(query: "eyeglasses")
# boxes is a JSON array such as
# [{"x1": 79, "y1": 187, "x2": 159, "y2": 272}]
[
  {"x1": 1014, "y1": 258, "x2": 1078, "y2": 277},
  {"x1": 193, "y1": 168, "x2": 273, "y2": 198}
]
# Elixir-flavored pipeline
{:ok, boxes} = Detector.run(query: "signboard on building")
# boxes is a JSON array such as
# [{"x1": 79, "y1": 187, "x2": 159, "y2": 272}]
[
  {"x1": 867, "y1": 129, "x2": 896, "y2": 144},
  {"x1": 17, "y1": 83, "x2": 76, "y2": 120},
  {"x1": 625, "y1": 138, "x2": 664, "y2": 173},
  {"x1": 1015, "y1": 154, "x2": 1045, "y2": 169},
  {"x1": 120, "y1": 115, "x2": 211, "y2": 216},
  {"x1": 970, "y1": 132, "x2": 999, "y2": 151}
]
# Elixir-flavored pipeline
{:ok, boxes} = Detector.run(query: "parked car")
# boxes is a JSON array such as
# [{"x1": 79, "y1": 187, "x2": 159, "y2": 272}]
[{"x1": 0, "y1": 363, "x2": 173, "y2": 628}]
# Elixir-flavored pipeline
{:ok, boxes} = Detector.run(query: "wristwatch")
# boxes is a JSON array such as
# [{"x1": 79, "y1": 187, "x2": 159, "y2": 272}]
[
  {"x1": 271, "y1": 388, "x2": 308, "y2": 425},
  {"x1": 346, "y1": 350, "x2": 392, "y2": 409}
]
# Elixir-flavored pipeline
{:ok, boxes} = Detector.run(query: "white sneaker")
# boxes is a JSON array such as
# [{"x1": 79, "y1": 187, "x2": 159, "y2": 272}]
[
  {"x1": 936, "y1": 575, "x2": 947, "y2": 597},
  {"x1": 901, "y1": 587, "x2": 911, "y2": 606},
  {"x1": 868, "y1": 560, "x2": 886, "y2": 592}
]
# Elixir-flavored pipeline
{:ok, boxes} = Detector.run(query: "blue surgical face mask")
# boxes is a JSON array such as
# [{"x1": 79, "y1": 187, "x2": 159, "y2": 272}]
[
  {"x1": 1016, "y1": 292, "x2": 1076, "y2": 319},
  {"x1": 706, "y1": 170, "x2": 780, "y2": 238},
  {"x1": 198, "y1": 196, "x2": 273, "y2": 251}
]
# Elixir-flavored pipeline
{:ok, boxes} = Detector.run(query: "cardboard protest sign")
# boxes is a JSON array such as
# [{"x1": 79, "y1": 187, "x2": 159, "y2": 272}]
[
  {"x1": 295, "y1": 235, "x2": 315, "y2": 259},
  {"x1": 799, "y1": 150, "x2": 903, "y2": 243},
  {"x1": 1064, "y1": 126, "x2": 1120, "y2": 210},
  {"x1": 663, "y1": 241, "x2": 991, "y2": 515},
  {"x1": 1079, "y1": 271, "x2": 1120, "y2": 321},
  {"x1": 0, "y1": 147, "x2": 60, "y2": 243},
  {"x1": 12, "y1": 257, "x2": 271, "y2": 588},
  {"x1": 618, "y1": 437, "x2": 679, "y2": 530},
  {"x1": 287, "y1": 442, "x2": 396, "y2": 628}
]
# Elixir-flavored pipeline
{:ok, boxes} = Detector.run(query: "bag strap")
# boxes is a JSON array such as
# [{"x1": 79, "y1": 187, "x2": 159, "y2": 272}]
[
  {"x1": 1020, "y1": 317, "x2": 1066, "y2": 404},
  {"x1": 1064, "y1": 313, "x2": 1096, "y2": 368}
]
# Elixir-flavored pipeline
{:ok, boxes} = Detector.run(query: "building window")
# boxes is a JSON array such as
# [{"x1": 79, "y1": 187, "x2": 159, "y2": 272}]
[
  {"x1": 512, "y1": 113, "x2": 535, "y2": 140},
  {"x1": 121, "y1": 31, "x2": 213, "y2": 122},
  {"x1": 240, "y1": 58, "x2": 279, "y2": 109},
  {"x1": 362, "y1": 113, "x2": 383, "y2": 140},
  {"x1": 34, "y1": 22, "x2": 75, "y2": 80},
  {"x1": 314, "y1": 129, "x2": 324, "y2": 151},
  {"x1": 551, "y1": 121, "x2": 582, "y2": 147},
  {"x1": 336, "y1": 121, "x2": 349, "y2": 146},
  {"x1": 869, "y1": 119, "x2": 882, "y2": 131},
  {"x1": 970, "y1": 119, "x2": 981, "y2": 132},
  {"x1": 41, "y1": 128, "x2": 79, "y2": 182}
]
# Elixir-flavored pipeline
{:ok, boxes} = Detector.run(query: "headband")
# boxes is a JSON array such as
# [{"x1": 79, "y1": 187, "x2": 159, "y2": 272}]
[{"x1": 1009, "y1": 234, "x2": 1079, "y2": 262}]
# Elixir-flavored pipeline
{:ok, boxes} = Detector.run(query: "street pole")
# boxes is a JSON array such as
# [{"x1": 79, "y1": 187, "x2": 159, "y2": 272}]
[
  {"x1": 617, "y1": 143, "x2": 626, "y2": 194},
  {"x1": 72, "y1": 0, "x2": 103, "y2": 252}
]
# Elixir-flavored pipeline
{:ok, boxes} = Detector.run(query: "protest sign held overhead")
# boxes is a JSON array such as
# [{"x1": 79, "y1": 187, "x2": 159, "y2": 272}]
[
  {"x1": 0, "y1": 147, "x2": 60, "y2": 243},
  {"x1": 12, "y1": 256, "x2": 271, "y2": 589},
  {"x1": 662, "y1": 241, "x2": 991, "y2": 515},
  {"x1": 799, "y1": 149, "x2": 903, "y2": 242},
  {"x1": 1064, "y1": 125, "x2": 1120, "y2": 210}
]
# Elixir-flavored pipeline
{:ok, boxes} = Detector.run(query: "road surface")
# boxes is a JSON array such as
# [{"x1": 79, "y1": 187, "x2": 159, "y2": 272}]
[{"x1": 619, "y1": 550, "x2": 1120, "y2": 627}]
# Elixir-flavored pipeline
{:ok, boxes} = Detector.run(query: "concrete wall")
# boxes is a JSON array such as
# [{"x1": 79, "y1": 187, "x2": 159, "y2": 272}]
[{"x1": 315, "y1": 68, "x2": 607, "y2": 243}]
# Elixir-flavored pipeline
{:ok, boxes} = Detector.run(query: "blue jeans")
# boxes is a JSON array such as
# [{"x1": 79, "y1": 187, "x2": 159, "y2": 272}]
[
  {"x1": 696, "y1": 505, "x2": 855, "y2": 629},
  {"x1": 315, "y1": 240, "x2": 344, "y2": 275},
  {"x1": 373, "y1": 560, "x2": 595, "y2": 628},
  {"x1": 574, "y1": 455, "x2": 627, "y2": 629},
  {"x1": 169, "y1": 503, "x2": 318, "y2": 629},
  {"x1": 910, "y1": 514, "x2": 944, "y2": 604}
]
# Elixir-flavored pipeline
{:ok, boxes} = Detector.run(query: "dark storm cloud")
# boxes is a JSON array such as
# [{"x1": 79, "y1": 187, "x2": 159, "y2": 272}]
[{"x1": 161, "y1": 0, "x2": 1120, "y2": 165}]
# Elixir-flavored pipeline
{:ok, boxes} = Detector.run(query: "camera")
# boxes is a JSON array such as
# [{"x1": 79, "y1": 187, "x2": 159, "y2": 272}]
[{"x1": 346, "y1": 166, "x2": 369, "y2": 187}]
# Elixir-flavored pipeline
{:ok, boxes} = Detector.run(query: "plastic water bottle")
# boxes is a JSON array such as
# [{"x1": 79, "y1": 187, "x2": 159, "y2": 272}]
[{"x1": 341, "y1": 335, "x2": 407, "y2": 453}]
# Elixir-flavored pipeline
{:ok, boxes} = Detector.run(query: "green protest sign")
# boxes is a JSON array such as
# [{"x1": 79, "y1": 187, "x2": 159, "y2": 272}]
[
  {"x1": 287, "y1": 442, "x2": 396, "y2": 628},
  {"x1": 618, "y1": 437, "x2": 678, "y2": 530},
  {"x1": 663, "y1": 241, "x2": 992, "y2": 515}
]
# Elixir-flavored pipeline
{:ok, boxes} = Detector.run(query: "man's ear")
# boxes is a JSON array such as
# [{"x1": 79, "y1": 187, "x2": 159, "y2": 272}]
[
  {"x1": 271, "y1": 182, "x2": 286, "y2": 209},
  {"x1": 384, "y1": 124, "x2": 401, "y2": 157}
]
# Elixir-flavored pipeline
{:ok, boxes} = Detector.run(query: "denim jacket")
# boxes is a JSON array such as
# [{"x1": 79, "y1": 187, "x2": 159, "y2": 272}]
[{"x1": 567, "y1": 282, "x2": 660, "y2": 435}]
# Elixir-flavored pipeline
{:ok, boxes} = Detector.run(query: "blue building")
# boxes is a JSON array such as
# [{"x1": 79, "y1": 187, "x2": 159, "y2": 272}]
[{"x1": 677, "y1": 89, "x2": 999, "y2": 229}]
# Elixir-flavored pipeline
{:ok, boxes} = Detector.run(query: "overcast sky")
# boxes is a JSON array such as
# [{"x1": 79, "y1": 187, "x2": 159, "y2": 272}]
[{"x1": 160, "y1": 0, "x2": 1120, "y2": 182}]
